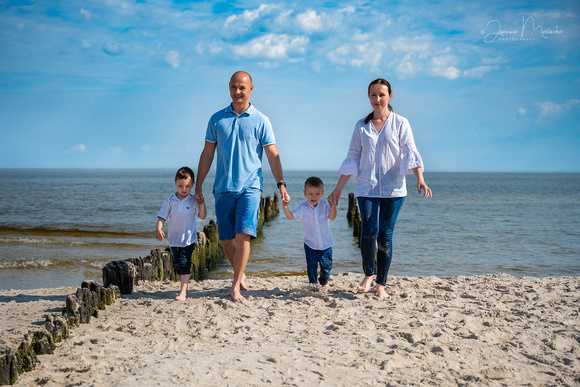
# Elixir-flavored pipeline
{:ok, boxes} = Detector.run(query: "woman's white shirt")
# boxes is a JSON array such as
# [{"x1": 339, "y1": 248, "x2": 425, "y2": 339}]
[{"x1": 338, "y1": 112, "x2": 424, "y2": 198}]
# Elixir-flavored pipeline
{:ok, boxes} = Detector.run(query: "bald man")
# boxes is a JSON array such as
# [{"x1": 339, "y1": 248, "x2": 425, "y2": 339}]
[{"x1": 195, "y1": 71, "x2": 290, "y2": 302}]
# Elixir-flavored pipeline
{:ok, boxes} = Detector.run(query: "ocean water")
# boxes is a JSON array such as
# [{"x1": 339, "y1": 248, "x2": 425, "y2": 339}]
[{"x1": 0, "y1": 169, "x2": 579, "y2": 290}]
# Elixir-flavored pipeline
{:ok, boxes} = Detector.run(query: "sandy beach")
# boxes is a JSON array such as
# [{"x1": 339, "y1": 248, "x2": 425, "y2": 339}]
[{"x1": 2, "y1": 272, "x2": 579, "y2": 386}]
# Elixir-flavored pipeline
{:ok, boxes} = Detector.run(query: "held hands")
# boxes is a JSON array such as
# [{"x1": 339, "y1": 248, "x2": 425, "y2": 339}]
[
  {"x1": 328, "y1": 194, "x2": 336, "y2": 209},
  {"x1": 327, "y1": 189, "x2": 341, "y2": 207},
  {"x1": 279, "y1": 185, "x2": 290, "y2": 206},
  {"x1": 281, "y1": 188, "x2": 294, "y2": 220},
  {"x1": 195, "y1": 185, "x2": 204, "y2": 204},
  {"x1": 282, "y1": 195, "x2": 291, "y2": 207}
]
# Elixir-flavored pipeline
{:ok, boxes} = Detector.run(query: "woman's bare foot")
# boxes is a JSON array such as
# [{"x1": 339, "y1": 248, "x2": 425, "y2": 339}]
[
  {"x1": 231, "y1": 288, "x2": 246, "y2": 302},
  {"x1": 357, "y1": 275, "x2": 374, "y2": 293},
  {"x1": 376, "y1": 284, "x2": 391, "y2": 299}
]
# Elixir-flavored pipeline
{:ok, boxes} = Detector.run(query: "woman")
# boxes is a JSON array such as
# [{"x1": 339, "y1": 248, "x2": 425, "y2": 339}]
[{"x1": 328, "y1": 78, "x2": 432, "y2": 299}]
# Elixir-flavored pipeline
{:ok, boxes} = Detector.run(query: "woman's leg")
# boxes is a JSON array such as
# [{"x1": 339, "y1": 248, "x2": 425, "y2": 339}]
[
  {"x1": 357, "y1": 197, "x2": 380, "y2": 291},
  {"x1": 375, "y1": 197, "x2": 405, "y2": 287}
]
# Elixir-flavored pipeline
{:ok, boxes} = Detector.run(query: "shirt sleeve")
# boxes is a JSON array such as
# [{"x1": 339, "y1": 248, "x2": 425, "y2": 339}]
[
  {"x1": 338, "y1": 123, "x2": 361, "y2": 180},
  {"x1": 260, "y1": 116, "x2": 276, "y2": 146},
  {"x1": 157, "y1": 198, "x2": 171, "y2": 220},
  {"x1": 205, "y1": 115, "x2": 217, "y2": 144},
  {"x1": 291, "y1": 204, "x2": 303, "y2": 221},
  {"x1": 399, "y1": 118, "x2": 424, "y2": 175}
]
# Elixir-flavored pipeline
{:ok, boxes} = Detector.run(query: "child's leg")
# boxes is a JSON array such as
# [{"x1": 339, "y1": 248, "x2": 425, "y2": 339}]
[
  {"x1": 171, "y1": 245, "x2": 194, "y2": 301},
  {"x1": 303, "y1": 244, "x2": 319, "y2": 284},
  {"x1": 318, "y1": 247, "x2": 333, "y2": 286},
  {"x1": 176, "y1": 274, "x2": 189, "y2": 302}
]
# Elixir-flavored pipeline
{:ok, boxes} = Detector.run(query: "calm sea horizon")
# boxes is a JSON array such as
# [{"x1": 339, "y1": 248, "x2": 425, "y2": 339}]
[{"x1": 1, "y1": 169, "x2": 579, "y2": 290}]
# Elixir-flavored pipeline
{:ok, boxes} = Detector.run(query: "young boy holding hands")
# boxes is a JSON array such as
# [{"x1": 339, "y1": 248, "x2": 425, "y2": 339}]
[
  {"x1": 283, "y1": 177, "x2": 337, "y2": 287},
  {"x1": 156, "y1": 167, "x2": 207, "y2": 301}
]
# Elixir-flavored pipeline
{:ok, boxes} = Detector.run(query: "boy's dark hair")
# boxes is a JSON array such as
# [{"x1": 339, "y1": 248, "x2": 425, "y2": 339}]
[
  {"x1": 304, "y1": 176, "x2": 323, "y2": 189},
  {"x1": 175, "y1": 166, "x2": 195, "y2": 182}
]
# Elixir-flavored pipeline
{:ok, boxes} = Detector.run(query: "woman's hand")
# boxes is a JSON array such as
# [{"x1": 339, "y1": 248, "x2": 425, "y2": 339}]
[
  {"x1": 413, "y1": 167, "x2": 432, "y2": 198},
  {"x1": 417, "y1": 180, "x2": 432, "y2": 198}
]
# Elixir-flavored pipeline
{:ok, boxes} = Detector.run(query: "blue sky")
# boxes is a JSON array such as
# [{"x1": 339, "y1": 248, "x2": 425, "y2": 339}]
[{"x1": 1, "y1": 0, "x2": 579, "y2": 172}]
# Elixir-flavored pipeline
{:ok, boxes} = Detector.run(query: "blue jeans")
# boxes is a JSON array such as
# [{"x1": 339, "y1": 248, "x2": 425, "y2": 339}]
[
  {"x1": 357, "y1": 197, "x2": 405, "y2": 286},
  {"x1": 304, "y1": 244, "x2": 333, "y2": 285}
]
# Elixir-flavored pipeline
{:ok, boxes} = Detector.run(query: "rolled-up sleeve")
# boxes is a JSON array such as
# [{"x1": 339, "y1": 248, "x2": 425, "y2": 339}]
[
  {"x1": 338, "y1": 125, "x2": 361, "y2": 180},
  {"x1": 399, "y1": 118, "x2": 424, "y2": 175}
]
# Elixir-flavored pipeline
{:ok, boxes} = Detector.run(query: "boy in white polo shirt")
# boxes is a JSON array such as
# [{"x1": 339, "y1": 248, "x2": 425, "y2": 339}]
[
  {"x1": 283, "y1": 177, "x2": 337, "y2": 287},
  {"x1": 156, "y1": 166, "x2": 207, "y2": 301}
]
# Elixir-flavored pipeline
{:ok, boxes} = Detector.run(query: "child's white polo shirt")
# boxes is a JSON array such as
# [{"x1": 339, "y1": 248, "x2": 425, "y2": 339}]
[
  {"x1": 157, "y1": 193, "x2": 200, "y2": 247},
  {"x1": 291, "y1": 199, "x2": 334, "y2": 251}
]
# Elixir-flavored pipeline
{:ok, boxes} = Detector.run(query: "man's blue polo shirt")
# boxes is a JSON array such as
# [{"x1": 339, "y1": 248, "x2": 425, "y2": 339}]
[{"x1": 205, "y1": 104, "x2": 276, "y2": 194}]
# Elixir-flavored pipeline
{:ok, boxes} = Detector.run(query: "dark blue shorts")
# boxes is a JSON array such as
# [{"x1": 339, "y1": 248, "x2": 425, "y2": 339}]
[{"x1": 170, "y1": 244, "x2": 195, "y2": 276}]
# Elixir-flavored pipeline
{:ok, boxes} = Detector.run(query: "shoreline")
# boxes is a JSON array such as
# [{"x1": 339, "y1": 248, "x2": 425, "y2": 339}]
[{"x1": 2, "y1": 273, "x2": 579, "y2": 385}]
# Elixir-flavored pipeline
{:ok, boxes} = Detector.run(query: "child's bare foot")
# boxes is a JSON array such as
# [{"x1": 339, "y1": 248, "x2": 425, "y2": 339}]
[
  {"x1": 175, "y1": 294, "x2": 187, "y2": 302},
  {"x1": 231, "y1": 288, "x2": 246, "y2": 302},
  {"x1": 376, "y1": 284, "x2": 391, "y2": 299},
  {"x1": 357, "y1": 275, "x2": 373, "y2": 293}
]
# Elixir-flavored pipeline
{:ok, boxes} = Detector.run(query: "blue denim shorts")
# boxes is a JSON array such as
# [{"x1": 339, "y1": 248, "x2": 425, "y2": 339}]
[
  {"x1": 214, "y1": 187, "x2": 261, "y2": 241},
  {"x1": 170, "y1": 244, "x2": 195, "y2": 276}
]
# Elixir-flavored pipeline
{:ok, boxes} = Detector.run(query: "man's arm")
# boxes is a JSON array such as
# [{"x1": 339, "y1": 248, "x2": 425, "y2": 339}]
[
  {"x1": 264, "y1": 144, "x2": 290, "y2": 203},
  {"x1": 195, "y1": 141, "x2": 216, "y2": 201}
]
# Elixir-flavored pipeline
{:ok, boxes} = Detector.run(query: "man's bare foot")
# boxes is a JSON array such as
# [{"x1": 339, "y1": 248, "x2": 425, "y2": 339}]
[
  {"x1": 376, "y1": 284, "x2": 391, "y2": 299},
  {"x1": 240, "y1": 273, "x2": 248, "y2": 291},
  {"x1": 357, "y1": 275, "x2": 373, "y2": 293},
  {"x1": 175, "y1": 294, "x2": 187, "y2": 302},
  {"x1": 231, "y1": 289, "x2": 246, "y2": 302}
]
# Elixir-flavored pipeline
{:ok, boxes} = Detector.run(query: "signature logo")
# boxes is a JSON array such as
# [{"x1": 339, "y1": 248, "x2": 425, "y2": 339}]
[{"x1": 482, "y1": 16, "x2": 563, "y2": 43}]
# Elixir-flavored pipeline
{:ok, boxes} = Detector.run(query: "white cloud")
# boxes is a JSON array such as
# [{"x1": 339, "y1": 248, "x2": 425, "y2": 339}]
[
  {"x1": 327, "y1": 42, "x2": 386, "y2": 71},
  {"x1": 224, "y1": 4, "x2": 277, "y2": 36},
  {"x1": 64, "y1": 144, "x2": 86, "y2": 153},
  {"x1": 463, "y1": 65, "x2": 499, "y2": 78},
  {"x1": 430, "y1": 55, "x2": 460, "y2": 79},
  {"x1": 518, "y1": 107, "x2": 526, "y2": 115},
  {"x1": 103, "y1": 40, "x2": 120, "y2": 55},
  {"x1": 232, "y1": 34, "x2": 309, "y2": 59},
  {"x1": 395, "y1": 53, "x2": 423, "y2": 78},
  {"x1": 392, "y1": 35, "x2": 433, "y2": 54},
  {"x1": 196, "y1": 42, "x2": 223, "y2": 56},
  {"x1": 80, "y1": 8, "x2": 92, "y2": 20},
  {"x1": 536, "y1": 99, "x2": 580, "y2": 120},
  {"x1": 109, "y1": 147, "x2": 123, "y2": 154},
  {"x1": 296, "y1": 10, "x2": 325, "y2": 33},
  {"x1": 165, "y1": 50, "x2": 180, "y2": 68}
]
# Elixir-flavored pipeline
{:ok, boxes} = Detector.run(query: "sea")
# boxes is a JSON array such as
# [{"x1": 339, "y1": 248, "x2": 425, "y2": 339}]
[{"x1": 1, "y1": 169, "x2": 579, "y2": 290}]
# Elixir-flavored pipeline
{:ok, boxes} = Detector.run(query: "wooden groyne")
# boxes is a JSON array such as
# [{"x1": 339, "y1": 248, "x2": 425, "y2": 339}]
[
  {"x1": 346, "y1": 192, "x2": 361, "y2": 242},
  {"x1": 0, "y1": 280, "x2": 122, "y2": 385},
  {"x1": 0, "y1": 193, "x2": 279, "y2": 385},
  {"x1": 102, "y1": 192, "x2": 279, "y2": 295}
]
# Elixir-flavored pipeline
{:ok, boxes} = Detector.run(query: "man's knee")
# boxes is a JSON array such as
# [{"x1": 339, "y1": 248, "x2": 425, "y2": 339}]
[{"x1": 236, "y1": 233, "x2": 252, "y2": 243}]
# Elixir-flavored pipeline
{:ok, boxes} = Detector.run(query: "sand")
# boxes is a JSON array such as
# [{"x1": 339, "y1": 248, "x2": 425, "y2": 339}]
[{"x1": 2, "y1": 273, "x2": 579, "y2": 386}]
